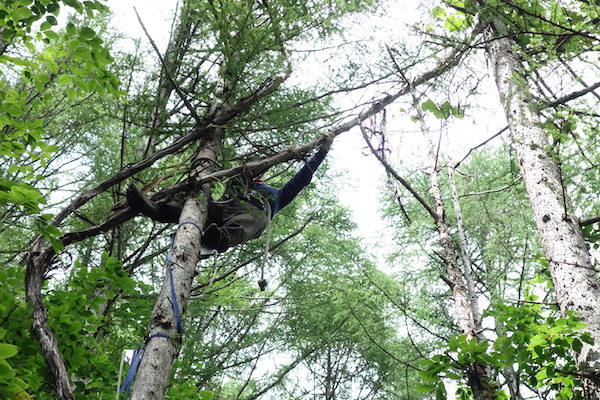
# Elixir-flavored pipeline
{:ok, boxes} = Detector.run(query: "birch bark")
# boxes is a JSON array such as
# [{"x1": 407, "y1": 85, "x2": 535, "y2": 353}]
[
  {"x1": 449, "y1": 167, "x2": 483, "y2": 333},
  {"x1": 417, "y1": 114, "x2": 495, "y2": 399},
  {"x1": 480, "y1": 11, "x2": 600, "y2": 397}
]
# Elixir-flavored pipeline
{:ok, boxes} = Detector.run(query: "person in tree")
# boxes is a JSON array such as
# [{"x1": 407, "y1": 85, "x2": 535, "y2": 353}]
[{"x1": 126, "y1": 133, "x2": 333, "y2": 253}]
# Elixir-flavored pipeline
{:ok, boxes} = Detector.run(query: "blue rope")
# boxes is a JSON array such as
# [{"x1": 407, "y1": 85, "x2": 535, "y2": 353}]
[
  {"x1": 167, "y1": 233, "x2": 183, "y2": 334},
  {"x1": 179, "y1": 221, "x2": 203, "y2": 233},
  {"x1": 119, "y1": 222, "x2": 201, "y2": 397},
  {"x1": 119, "y1": 345, "x2": 143, "y2": 397},
  {"x1": 119, "y1": 334, "x2": 172, "y2": 397}
]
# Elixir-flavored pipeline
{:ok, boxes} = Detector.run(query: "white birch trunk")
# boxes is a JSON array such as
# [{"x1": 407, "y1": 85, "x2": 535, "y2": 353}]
[
  {"x1": 483, "y1": 17, "x2": 600, "y2": 397},
  {"x1": 449, "y1": 167, "x2": 483, "y2": 333},
  {"x1": 419, "y1": 116, "x2": 495, "y2": 400}
]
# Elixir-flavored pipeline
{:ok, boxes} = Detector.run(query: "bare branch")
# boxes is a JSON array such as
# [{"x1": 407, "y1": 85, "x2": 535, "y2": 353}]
[
  {"x1": 360, "y1": 124, "x2": 438, "y2": 220},
  {"x1": 546, "y1": 80, "x2": 600, "y2": 108},
  {"x1": 454, "y1": 126, "x2": 508, "y2": 168},
  {"x1": 134, "y1": 7, "x2": 203, "y2": 124},
  {"x1": 580, "y1": 216, "x2": 600, "y2": 227}
]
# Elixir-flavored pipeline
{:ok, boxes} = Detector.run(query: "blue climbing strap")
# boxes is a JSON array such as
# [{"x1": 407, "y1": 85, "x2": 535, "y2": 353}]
[
  {"x1": 119, "y1": 334, "x2": 172, "y2": 397},
  {"x1": 118, "y1": 222, "x2": 202, "y2": 397},
  {"x1": 119, "y1": 345, "x2": 143, "y2": 397},
  {"x1": 167, "y1": 233, "x2": 182, "y2": 334}
]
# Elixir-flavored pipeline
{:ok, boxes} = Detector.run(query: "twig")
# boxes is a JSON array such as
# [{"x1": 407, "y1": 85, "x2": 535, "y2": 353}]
[
  {"x1": 460, "y1": 177, "x2": 522, "y2": 197},
  {"x1": 506, "y1": 298, "x2": 558, "y2": 306},
  {"x1": 454, "y1": 126, "x2": 508, "y2": 168}
]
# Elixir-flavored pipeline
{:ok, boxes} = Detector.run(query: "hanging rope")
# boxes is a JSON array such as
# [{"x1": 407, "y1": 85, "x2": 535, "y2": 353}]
[{"x1": 258, "y1": 200, "x2": 272, "y2": 291}]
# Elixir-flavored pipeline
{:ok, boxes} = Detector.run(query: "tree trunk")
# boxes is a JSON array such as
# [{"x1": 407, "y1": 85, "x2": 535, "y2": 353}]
[
  {"x1": 418, "y1": 113, "x2": 496, "y2": 400},
  {"x1": 481, "y1": 11, "x2": 600, "y2": 398},
  {"x1": 449, "y1": 167, "x2": 483, "y2": 333},
  {"x1": 129, "y1": 136, "x2": 220, "y2": 399},
  {"x1": 24, "y1": 238, "x2": 76, "y2": 400},
  {"x1": 325, "y1": 349, "x2": 334, "y2": 400}
]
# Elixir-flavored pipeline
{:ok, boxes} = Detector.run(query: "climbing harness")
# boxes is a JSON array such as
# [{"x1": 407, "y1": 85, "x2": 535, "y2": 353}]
[{"x1": 118, "y1": 222, "x2": 202, "y2": 398}]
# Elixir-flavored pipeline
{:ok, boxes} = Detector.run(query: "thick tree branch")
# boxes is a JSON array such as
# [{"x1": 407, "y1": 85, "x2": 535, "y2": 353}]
[
  {"x1": 48, "y1": 127, "x2": 208, "y2": 228},
  {"x1": 24, "y1": 239, "x2": 75, "y2": 400}
]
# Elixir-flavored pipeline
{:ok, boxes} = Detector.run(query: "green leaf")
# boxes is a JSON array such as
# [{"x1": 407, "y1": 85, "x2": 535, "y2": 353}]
[
  {"x1": 432, "y1": 6, "x2": 446, "y2": 19},
  {"x1": 535, "y1": 367, "x2": 548, "y2": 382},
  {"x1": 37, "y1": 73, "x2": 51, "y2": 83},
  {"x1": 46, "y1": 15, "x2": 58, "y2": 25},
  {"x1": 444, "y1": 15, "x2": 468, "y2": 32},
  {"x1": 421, "y1": 99, "x2": 439, "y2": 114},
  {"x1": 67, "y1": 39, "x2": 80, "y2": 50},
  {"x1": 58, "y1": 74, "x2": 72, "y2": 85},
  {"x1": 435, "y1": 381, "x2": 447, "y2": 400},
  {"x1": 40, "y1": 21, "x2": 52, "y2": 31},
  {"x1": 199, "y1": 391, "x2": 214, "y2": 400},
  {"x1": 528, "y1": 334, "x2": 546, "y2": 350},
  {"x1": 0, "y1": 359, "x2": 16, "y2": 379},
  {"x1": 414, "y1": 384, "x2": 436, "y2": 393},
  {"x1": 0, "y1": 344, "x2": 18, "y2": 359},
  {"x1": 44, "y1": 30, "x2": 59, "y2": 40},
  {"x1": 12, "y1": 7, "x2": 33, "y2": 20},
  {"x1": 79, "y1": 27, "x2": 96, "y2": 39}
]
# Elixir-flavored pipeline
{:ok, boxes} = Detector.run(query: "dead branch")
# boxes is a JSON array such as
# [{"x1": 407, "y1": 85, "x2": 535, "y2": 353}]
[
  {"x1": 454, "y1": 126, "x2": 508, "y2": 168},
  {"x1": 134, "y1": 7, "x2": 202, "y2": 124},
  {"x1": 546, "y1": 80, "x2": 600, "y2": 108},
  {"x1": 360, "y1": 124, "x2": 438, "y2": 220},
  {"x1": 580, "y1": 216, "x2": 600, "y2": 227}
]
